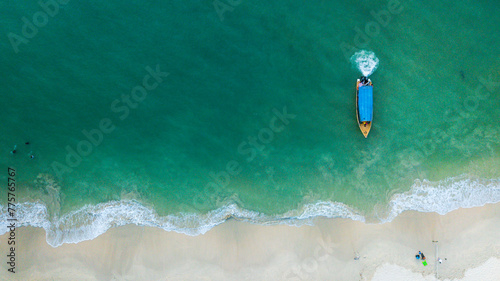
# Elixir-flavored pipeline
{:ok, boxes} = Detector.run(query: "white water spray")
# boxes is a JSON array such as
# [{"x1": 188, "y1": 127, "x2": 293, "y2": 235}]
[{"x1": 351, "y1": 50, "x2": 379, "y2": 77}]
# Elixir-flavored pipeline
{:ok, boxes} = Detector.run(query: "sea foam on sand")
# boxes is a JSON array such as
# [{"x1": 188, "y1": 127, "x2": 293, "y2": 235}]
[{"x1": 0, "y1": 175, "x2": 498, "y2": 247}]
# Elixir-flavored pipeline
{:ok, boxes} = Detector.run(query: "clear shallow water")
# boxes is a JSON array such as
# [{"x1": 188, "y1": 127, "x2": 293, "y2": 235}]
[{"x1": 1, "y1": 0, "x2": 499, "y2": 246}]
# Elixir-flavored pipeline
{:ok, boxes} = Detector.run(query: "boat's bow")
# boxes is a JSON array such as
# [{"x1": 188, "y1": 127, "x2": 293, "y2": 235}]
[{"x1": 359, "y1": 121, "x2": 371, "y2": 138}]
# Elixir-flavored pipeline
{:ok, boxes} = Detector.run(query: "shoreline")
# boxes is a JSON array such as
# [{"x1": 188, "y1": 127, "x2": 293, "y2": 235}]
[
  {"x1": 1, "y1": 174, "x2": 498, "y2": 247},
  {"x1": 1, "y1": 203, "x2": 499, "y2": 280}
]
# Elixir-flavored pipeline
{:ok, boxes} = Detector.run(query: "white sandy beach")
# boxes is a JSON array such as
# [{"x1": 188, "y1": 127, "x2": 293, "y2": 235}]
[{"x1": 1, "y1": 203, "x2": 499, "y2": 281}]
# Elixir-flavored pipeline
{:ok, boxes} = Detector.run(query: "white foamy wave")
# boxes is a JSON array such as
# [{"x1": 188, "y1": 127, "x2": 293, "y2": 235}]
[
  {"x1": 383, "y1": 176, "x2": 500, "y2": 222},
  {"x1": 0, "y1": 202, "x2": 51, "y2": 230},
  {"x1": 0, "y1": 199, "x2": 364, "y2": 247},
  {"x1": 1, "y1": 176, "x2": 498, "y2": 247},
  {"x1": 350, "y1": 50, "x2": 379, "y2": 77},
  {"x1": 284, "y1": 201, "x2": 365, "y2": 222}
]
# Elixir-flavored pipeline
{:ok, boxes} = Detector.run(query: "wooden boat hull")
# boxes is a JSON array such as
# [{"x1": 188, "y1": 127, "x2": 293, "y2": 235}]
[{"x1": 356, "y1": 79, "x2": 373, "y2": 138}]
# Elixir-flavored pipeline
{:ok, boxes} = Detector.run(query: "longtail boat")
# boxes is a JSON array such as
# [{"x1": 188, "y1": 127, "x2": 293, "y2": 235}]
[{"x1": 356, "y1": 76, "x2": 373, "y2": 138}]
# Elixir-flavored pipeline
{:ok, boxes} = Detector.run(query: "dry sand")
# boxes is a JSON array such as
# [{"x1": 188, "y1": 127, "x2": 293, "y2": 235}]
[{"x1": 1, "y1": 203, "x2": 499, "y2": 281}]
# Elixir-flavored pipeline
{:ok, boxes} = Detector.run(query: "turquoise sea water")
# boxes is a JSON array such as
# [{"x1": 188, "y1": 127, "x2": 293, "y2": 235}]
[{"x1": 1, "y1": 0, "x2": 499, "y2": 246}]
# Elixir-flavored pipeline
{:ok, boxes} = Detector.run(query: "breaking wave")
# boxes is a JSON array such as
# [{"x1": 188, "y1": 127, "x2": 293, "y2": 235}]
[
  {"x1": 383, "y1": 176, "x2": 500, "y2": 222},
  {"x1": 1, "y1": 175, "x2": 498, "y2": 247}
]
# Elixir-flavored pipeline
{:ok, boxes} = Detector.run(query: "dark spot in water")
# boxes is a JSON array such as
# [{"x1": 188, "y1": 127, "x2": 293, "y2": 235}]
[{"x1": 459, "y1": 70, "x2": 465, "y2": 80}]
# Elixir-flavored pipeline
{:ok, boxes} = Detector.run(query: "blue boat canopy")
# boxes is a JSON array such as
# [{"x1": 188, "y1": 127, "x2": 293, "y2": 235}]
[{"x1": 358, "y1": 86, "x2": 373, "y2": 122}]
